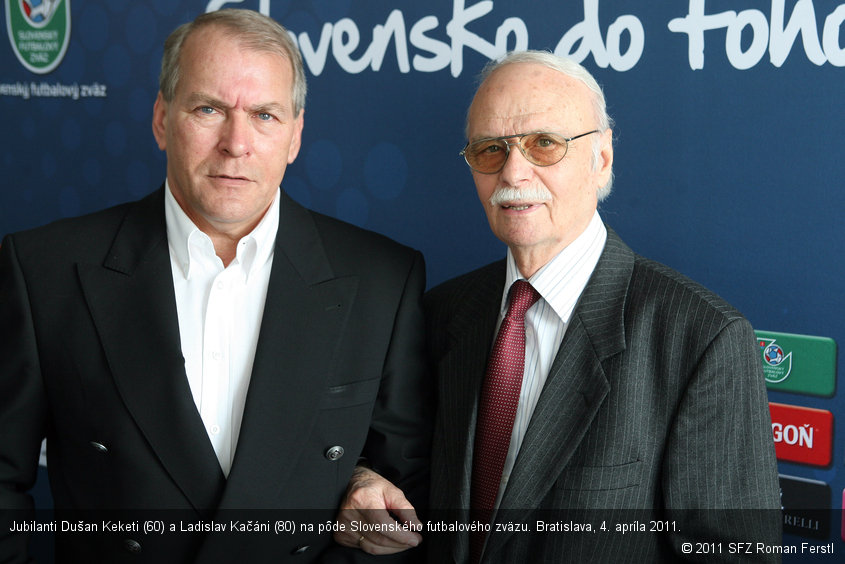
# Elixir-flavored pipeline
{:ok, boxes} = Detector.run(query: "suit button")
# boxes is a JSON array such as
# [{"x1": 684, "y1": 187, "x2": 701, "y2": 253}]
[
  {"x1": 324, "y1": 446, "x2": 344, "y2": 461},
  {"x1": 291, "y1": 545, "x2": 310, "y2": 555},
  {"x1": 124, "y1": 539, "x2": 142, "y2": 553},
  {"x1": 90, "y1": 441, "x2": 108, "y2": 453}
]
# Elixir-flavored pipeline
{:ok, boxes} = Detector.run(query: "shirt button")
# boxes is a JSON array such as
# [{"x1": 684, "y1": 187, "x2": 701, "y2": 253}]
[
  {"x1": 211, "y1": 351, "x2": 222, "y2": 361},
  {"x1": 210, "y1": 425, "x2": 220, "y2": 435}
]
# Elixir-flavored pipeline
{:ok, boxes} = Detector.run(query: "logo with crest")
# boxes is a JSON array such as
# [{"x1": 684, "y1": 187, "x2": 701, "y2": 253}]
[
  {"x1": 759, "y1": 337, "x2": 792, "y2": 384},
  {"x1": 5, "y1": 0, "x2": 70, "y2": 74}
]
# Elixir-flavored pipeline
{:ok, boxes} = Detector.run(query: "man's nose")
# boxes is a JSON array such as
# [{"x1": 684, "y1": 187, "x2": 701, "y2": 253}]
[
  {"x1": 498, "y1": 141, "x2": 533, "y2": 185},
  {"x1": 218, "y1": 113, "x2": 252, "y2": 157}
]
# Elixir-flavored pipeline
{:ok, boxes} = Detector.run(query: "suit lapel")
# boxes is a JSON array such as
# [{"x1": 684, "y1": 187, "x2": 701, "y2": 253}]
[
  {"x1": 432, "y1": 262, "x2": 503, "y2": 562},
  {"x1": 76, "y1": 188, "x2": 225, "y2": 513},
  {"x1": 486, "y1": 229, "x2": 634, "y2": 557},
  {"x1": 218, "y1": 192, "x2": 357, "y2": 508}
]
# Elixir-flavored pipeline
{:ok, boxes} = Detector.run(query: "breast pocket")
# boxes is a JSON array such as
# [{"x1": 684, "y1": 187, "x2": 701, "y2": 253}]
[{"x1": 319, "y1": 377, "x2": 382, "y2": 410}]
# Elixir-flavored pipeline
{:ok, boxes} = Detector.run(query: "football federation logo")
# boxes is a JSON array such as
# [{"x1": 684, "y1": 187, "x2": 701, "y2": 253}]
[
  {"x1": 21, "y1": 0, "x2": 60, "y2": 23},
  {"x1": 5, "y1": 0, "x2": 70, "y2": 74},
  {"x1": 764, "y1": 343, "x2": 784, "y2": 365},
  {"x1": 759, "y1": 337, "x2": 792, "y2": 384}
]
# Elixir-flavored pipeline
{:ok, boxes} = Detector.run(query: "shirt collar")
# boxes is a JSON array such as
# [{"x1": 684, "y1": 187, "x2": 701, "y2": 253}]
[
  {"x1": 503, "y1": 210, "x2": 607, "y2": 321},
  {"x1": 164, "y1": 180, "x2": 280, "y2": 281}
]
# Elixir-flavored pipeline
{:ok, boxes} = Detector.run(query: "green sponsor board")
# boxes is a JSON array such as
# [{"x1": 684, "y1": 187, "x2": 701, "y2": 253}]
[
  {"x1": 756, "y1": 330, "x2": 836, "y2": 397},
  {"x1": 5, "y1": 0, "x2": 71, "y2": 74}
]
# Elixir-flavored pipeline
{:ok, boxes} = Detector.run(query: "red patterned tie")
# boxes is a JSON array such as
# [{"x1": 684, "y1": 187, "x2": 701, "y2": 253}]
[{"x1": 470, "y1": 280, "x2": 540, "y2": 563}]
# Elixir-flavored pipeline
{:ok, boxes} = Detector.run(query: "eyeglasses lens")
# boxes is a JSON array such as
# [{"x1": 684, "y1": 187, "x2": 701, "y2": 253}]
[{"x1": 465, "y1": 133, "x2": 569, "y2": 173}]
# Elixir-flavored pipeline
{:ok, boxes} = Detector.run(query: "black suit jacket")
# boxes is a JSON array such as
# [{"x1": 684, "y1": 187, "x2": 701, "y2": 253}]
[
  {"x1": 0, "y1": 188, "x2": 431, "y2": 563},
  {"x1": 424, "y1": 228, "x2": 780, "y2": 563}
]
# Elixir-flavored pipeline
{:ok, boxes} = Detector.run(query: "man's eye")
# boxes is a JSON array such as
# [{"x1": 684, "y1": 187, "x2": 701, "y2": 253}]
[
  {"x1": 257, "y1": 112, "x2": 273, "y2": 121},
  {"x1": 198, "y1": 106, "x2": 215, "y2": 115}
]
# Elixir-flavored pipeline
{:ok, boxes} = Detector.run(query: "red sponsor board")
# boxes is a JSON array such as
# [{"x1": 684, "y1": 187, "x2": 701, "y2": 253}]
[{"x1": 768, "y1": 403, "x2": 833, "y2": 467}]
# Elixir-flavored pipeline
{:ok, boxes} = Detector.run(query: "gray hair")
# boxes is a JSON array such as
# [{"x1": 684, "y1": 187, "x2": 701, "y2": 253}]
[
  {"x1": 471, "y1": 50, "x2": 614, "y2": 200},
  {"x1": 158, "y1": 9, "x2": 306, "y2": 117}
]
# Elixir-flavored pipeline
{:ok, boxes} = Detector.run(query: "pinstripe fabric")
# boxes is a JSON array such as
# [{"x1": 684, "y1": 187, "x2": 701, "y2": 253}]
[{"x1": 424, "y1": 227, "x2": 781, "y2": 564}]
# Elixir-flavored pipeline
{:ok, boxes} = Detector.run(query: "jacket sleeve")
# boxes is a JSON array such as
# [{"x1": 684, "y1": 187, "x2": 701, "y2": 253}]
[
  {"x1": 0, "y1": 235, "x2": 48, "y2": 563},
  {"x1": 321, "y1": 251, "x2": 432, "y2": 564},
  {"x1": 362, "y1": 250, "x2": 432, "y2": 513},
  {"x1": 662, "y1": 316, "x2": 782, "y2": 562}
]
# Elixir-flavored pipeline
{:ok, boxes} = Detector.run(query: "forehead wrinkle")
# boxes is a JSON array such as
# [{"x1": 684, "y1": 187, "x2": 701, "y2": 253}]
[
  {"x1": 183, "y1": 91, "x2": 292, "y2": 118},
  {"x1": 468, "y1": 63, "x2": 595, "y2": 141},
  {"x1": 184, "y1": 92, "x2": 228, "y2": 108},
  {"x1": 179, "y1": 31, "x2": 295, "y2": 114},
  {"x1": 470, "y1": 108, "x2": 554, "y2": 142}
]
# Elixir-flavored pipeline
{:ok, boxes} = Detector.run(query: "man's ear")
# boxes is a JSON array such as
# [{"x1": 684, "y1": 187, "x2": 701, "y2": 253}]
[
  {"x1": 595, "y1": 128, "x2": 614, "y2": 188},
  {"x1": 287, "y1": 109, "x2": 305, "y2": 164},
  {"x1": 152, "y1": 92, "x2": 168, "y2": 151}
]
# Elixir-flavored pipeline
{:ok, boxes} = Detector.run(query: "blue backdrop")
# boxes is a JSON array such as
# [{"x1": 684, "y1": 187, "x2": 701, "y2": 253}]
[{"x1": 2, "y1": 0, "x2": 843, "y2": 560}]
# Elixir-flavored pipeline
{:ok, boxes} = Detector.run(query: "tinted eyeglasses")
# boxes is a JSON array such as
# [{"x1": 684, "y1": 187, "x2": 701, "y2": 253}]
[{"x1": 460, "y1": 130, "x2": 599, "y2": 174}]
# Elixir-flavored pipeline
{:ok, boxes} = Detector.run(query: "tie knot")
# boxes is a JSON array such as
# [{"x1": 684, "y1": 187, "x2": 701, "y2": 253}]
[{"x1": 506, "y1": 280, "x2": 540, "y2": 320}]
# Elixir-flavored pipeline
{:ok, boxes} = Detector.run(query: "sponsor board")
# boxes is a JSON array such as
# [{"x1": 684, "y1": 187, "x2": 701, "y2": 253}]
[
  {"x1": 779, "y1": 474, "x2": 830, "y2": 540},
  {"x1": 769, "y1": 403, "x2": 833, "y2": 467},
  {"x1": 756, "y1": 330, "x2": 836, "y2": 397}
]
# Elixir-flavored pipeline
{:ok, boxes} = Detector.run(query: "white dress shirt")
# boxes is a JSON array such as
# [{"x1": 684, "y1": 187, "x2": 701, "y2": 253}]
[
  {"x1": 164, "y1": 182, "x2": 278, "y2": 476},
  {"x1": 496, "y1": 210, "x2": 607, "y2": 502}
]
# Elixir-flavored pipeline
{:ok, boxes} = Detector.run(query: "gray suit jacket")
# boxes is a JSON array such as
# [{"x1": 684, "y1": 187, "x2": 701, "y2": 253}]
[
  {"x1": 0, "y1": 188, "x2": 431, "y2": 563},
  {"x1": 424, "y1": 228, "x2": 780, "y2": 563}
]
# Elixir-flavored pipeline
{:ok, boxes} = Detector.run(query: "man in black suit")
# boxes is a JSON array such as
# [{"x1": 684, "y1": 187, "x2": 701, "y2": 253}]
[
  {"x1": 424, "y1": 51, "x2": 781, "y2": 562},
  {"x1": 0, "y1": 9, "x2": 428, "y2": 563}
]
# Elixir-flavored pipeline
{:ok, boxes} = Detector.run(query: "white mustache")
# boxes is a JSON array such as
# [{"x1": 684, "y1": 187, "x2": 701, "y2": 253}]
[{"x1": 489, "y1": 185, "x2": 553, "y2": 207}]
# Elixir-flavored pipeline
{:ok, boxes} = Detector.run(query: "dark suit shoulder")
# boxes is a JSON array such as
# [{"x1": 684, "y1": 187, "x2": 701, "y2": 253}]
[
  {"x1": 595, "y1": 228, "x2": 747, "y2": 328},
  {"x1": 620, "y1": 254, "x2": 756, "y2": 371},
  {"x1": 422, "y1": 260, "x2": 504, "y2": 360},
  {"x1": 629, "y1": 254, "x2": 746, "y2": 324},
  {"x1": 4, "y1": 191, "x2": 160, "y2": 270},
  {"x1": 9, "y1": 201, "x2": 131, "y2": 247},
  {"x1": 310, "y1": 209, "x2": 416, "y2": 259},
  {"x1": 282, "y1": 196, "x2": 423, "y2": 281},
  {"x1": 424, "y1": 260, "x2": 504, "y2": 314}
]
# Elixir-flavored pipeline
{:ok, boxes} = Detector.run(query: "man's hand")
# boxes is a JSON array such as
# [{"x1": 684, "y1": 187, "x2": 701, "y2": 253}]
[{"x1": 333, "y1": 466, "x2": 423, "y2": 555}]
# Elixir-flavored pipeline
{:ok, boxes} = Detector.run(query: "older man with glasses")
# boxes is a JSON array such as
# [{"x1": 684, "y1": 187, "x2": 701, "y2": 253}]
[{"x1": 422, "y1": 50, "x2": 781, "y2": 563}]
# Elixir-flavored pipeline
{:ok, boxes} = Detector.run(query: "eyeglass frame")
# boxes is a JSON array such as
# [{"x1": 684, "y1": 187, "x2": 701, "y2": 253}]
[{"x1": 459, "y1": 130, "x2": 600, "y2": 174}]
